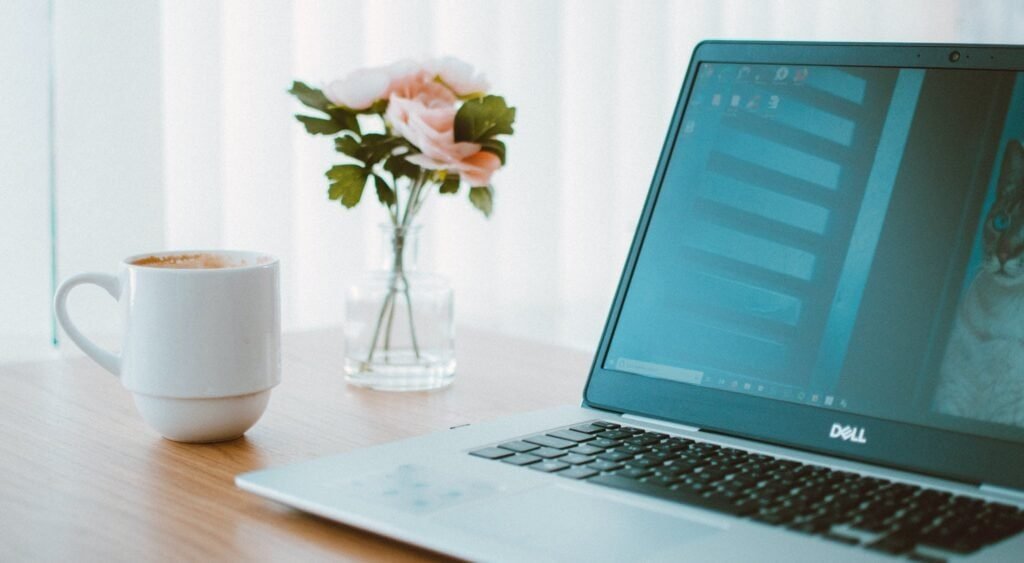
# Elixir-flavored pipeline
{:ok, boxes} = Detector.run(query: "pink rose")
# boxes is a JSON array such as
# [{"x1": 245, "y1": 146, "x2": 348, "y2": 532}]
[
  {"x1": 328, "y1": 58, "x2": 501, "y2": 186},
  {"x1": 453, "y1": 150, "x2": 502, "y2": 187},
  {"x1": 325, "y1": 57, "x2": 488, "y2": 110},
  {"x1": 386, "y1": 69, "x2": 457, "y2": 108},
  {"x1": 386, "y1": 94, "x2": 501, "y2": 187}
]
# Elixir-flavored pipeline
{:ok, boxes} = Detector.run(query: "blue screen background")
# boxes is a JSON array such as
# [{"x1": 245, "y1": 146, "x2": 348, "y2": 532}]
[{"x1": 605, "y1": 63, "x2": 1024, "y2": 439}]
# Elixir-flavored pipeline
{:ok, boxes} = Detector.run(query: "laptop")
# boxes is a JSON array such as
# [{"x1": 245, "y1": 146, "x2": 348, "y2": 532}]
[{"x1": 238, "y1": 42, "x2": 1024, "y2": 561}]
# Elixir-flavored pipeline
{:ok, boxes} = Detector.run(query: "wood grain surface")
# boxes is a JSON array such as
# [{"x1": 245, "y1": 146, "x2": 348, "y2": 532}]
[{"x1": 0, "y1": 327, "x2": 591, "y2": 561}]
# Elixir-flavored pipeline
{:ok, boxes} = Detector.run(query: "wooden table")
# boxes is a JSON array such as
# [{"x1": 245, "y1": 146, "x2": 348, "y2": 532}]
[{"x1": 0, "y1": 327, "x2": 591, "y2": 561}]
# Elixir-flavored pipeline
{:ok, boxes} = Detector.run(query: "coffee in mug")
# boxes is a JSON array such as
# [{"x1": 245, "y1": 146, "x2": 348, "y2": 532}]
[
  {"x1": 54, "y1": 250, "x2": 281, "y2": 443},
  {"x1": 130, "y1": 253, "x2": 245, "y2": 269}
]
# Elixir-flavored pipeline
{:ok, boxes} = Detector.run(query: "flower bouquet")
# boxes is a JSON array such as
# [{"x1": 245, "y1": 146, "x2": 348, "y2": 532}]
[{"x1": 289, "y1": 57, "x2": 515, "y2": 389}]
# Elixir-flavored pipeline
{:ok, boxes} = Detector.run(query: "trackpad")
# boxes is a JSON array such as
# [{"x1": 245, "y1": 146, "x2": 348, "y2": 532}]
[{"x1": 438, "y1": 484, "x2": 723, "y2": 559}]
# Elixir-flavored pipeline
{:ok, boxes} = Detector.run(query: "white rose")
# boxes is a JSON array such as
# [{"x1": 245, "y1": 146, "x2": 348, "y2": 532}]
[
  {"x1": 429, "y1": 56, "x2": 489, "y2": 97},
  {"x1": 325, "y1": 66, "x2": 391, "y2": 110}
]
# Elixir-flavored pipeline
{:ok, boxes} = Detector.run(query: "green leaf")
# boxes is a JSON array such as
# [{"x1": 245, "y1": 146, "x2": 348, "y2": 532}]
[
  {"x1": 288, "y1": 81, "x2": 331, "y2": 112},
  {"x1": 439, "y1": 174, "x2": 460, "y2": 194},
  {"x1": 297, "y1": 115, "x2": 343, "y2": 135},
  {"x1": 329, "y1": 108, "x2": 361, "y2": 135},
  {"x1": 454, "y1": 95, "x2": 516, "y2": 143},
  {"x1": 325, "y1": 165, "x2": 368, "y2": 208},
  {"x1": 374, "y1": 175, "x2": 396, "y2": 206},
  {"x1": 290, "y1": 80, "x2": 360, "y2": 134},
  {"x1": 362, "y1": 99, "x2": 389, "y2": 115},
  {"x1": 478, "y1": 138, "x2": 506, "y2": 165},
  {"x1": 360, "y1": 134, "x2": 405, "y2": 165},
  {"x1": 335, "y1": 135, "x2": 362, "y2": 159},
  {"x1": 383, "y1": 155, "x2": 422, "y2": 180},
  {"x1": 469, "y1": 186, "x2": 494, "y2": 217}
]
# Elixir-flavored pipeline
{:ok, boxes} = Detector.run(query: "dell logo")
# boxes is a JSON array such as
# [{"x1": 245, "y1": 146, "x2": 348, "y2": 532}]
[{"x1": 829, "y1": 423, "x2": 867, "y2": 444}]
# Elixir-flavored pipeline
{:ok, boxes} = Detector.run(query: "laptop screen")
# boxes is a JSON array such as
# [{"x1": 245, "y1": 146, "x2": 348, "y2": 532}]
[{"x1": 604, "y1": 62, "x2": 1024, "y2": 444}]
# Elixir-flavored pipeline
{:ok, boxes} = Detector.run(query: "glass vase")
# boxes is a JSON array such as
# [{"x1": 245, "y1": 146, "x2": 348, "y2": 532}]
[{"x1": 343, "y1": 223, "x2": 455, "y2": 391}]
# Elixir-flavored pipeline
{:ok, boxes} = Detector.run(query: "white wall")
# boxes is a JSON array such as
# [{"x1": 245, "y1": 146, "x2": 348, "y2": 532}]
[
  {"x1": 0, "y1": 1, "x2": 54, "y2": 359},
  {"x1": 4, "y1": 0, "x2": 1024, "y2": 362},
  {"x1": 51, "y1": 0, "x2": 166, "y2": 353}
]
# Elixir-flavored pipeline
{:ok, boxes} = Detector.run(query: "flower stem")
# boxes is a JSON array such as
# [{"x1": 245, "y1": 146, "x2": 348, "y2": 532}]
[
  {"x1": 382, "y1": 278, "x2": 397, "y2": 358},
  {"x1": 364, "y1": 214, "x2": 423, "y2": 366},
  {"x1": 364, "y1": 289, "x2": 394, "y2": 365},
  {"x1": 400, "y1": 269, "x2": 421, "y2": 359}
]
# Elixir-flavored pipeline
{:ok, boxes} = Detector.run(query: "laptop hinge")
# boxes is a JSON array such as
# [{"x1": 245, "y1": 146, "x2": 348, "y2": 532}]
[
  {"x1": 979, "y1": 483, "x2": 1024, "y2": 504},
  {"x1": 621, "y1": 413, "x2": 701, "y2": 433}
]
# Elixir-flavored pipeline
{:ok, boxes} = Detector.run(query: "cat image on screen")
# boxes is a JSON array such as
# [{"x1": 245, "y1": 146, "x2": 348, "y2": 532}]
[{"x1": 934, "y1": 140, "x2": 1024, "y2": 428}]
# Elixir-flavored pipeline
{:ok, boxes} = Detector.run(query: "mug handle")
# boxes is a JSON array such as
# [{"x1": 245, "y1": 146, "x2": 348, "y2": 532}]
[{"x1": 53, "y1": 272, "x2": 122, "y2": 376}]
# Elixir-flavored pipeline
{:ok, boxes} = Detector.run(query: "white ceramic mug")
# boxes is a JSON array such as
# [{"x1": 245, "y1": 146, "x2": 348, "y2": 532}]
[{"x1": 54, "y1": 250, "x2": 281, "y2": 443}]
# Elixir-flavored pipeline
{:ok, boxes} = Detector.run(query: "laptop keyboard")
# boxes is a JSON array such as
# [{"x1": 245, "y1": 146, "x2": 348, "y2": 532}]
[{"x1": 470, "y1": 421, "x2": 1024, "y2": 560}]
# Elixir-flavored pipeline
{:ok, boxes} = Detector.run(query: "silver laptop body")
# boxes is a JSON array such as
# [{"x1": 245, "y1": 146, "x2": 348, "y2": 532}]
[{"x1": 239, "y1": 42, "x2": 1024, "y2": 561}]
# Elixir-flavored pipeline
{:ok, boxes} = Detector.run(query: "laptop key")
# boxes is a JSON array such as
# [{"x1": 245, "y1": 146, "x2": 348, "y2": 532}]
[
  {"x1": 867, "y1": 532, "x2": 917, "y2": 555},
  {"x1": 498, "y1": 441, "x2": 539, "y2": 453},
  {"x1": 589, "y1": 474, "x2": 748, "y2": 516},
  {"x1": 569, "y1": 444, "x2": 604, "y2": 456},
  {"x1": 561, "y1": 453, "x2": 596, "y2": 465},
  {"x1": 591, "y1": 421, "x2": 620, "y2": 429},
  {"x1": 469, "y1": 447, "x2": 514, "y2": 460},
  {"x1": 530, "y1": 460, "x2": 570, "y2": 473},
  {"x1": 599, "y1": 430, "x2": 632, "y2": 440},
  {"x1": 588, "y1": 459, "x2": 624, "y2": 472},
  {"x1": 472, "y1": 423, "x2": 1024, "y2": 556},
  {"x1": 570, "y1": 423, "x2": 606, "y2": 434},
  {"x1": 596, "y1": 450, "x2": 633, "y2": 462},
  {"x1": 548, "y1": 429, "x2": 595, "y2": 443},
  {"x1": 626, "y1": 457, "x2": 657, "y2": 469},
  {"x1": 626, "y1": 435, "x2": 661, "y2": 447},
  {"x1": 615, "y1": 467, "x2": 654, "y2": 479},
  {"x1": 524, "y1": 435, "x2": 576, "y2": 449},
  {"x1": 648, "y1": 474, "x2": 681, "y2": 487},
  {"x1": 822, "y1": 532, "x2": 860, "y2": 546},
  {"x1": 503, "y1": 454, "x2": 541, "y2": 466},
  {"x1": 590, "y1": 438, "x2": 622, "y2": 448},
  {"x1": 559, "y1": 466, "x2": 599, "y2": 480},
  {"x1": 531, "y1": 447, "x2": 567, "y2": 459},
  {"x1": 620, "y1": 444, "x2": 652, "y2": 455}
]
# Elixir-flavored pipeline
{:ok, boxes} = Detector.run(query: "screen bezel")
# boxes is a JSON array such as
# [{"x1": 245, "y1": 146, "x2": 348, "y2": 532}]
[{"x1": 582, "y1": 41, "x2": 1024, "y2": 490}]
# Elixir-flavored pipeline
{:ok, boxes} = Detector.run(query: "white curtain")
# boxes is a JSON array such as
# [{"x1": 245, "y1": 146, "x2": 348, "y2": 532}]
[{"x1": 3, "y1": 0, "x2": 1023, "y2": 361}]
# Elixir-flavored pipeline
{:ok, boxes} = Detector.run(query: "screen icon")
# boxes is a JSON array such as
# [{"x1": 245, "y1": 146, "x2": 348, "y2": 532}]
[
  {"x1": 767, "y1": 95, "x2": 780, "y2": 110},
  {"x1": 774, "y1": 67, "x2": 790, "y2": 81},
  {"x1": 711, "y1": 93, "x2": 722, "y2": 106},
  {"x1": 730, "y1": 94, "x2": 741, "y2": 108},
  {"x1": 824, "y1": 396, "x2": 835, "y2": 406}
]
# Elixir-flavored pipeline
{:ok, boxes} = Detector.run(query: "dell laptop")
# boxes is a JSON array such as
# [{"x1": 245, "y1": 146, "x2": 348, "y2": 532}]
[{"x1": 238, "y1": 42, "x2": 1024, "y2": 561}]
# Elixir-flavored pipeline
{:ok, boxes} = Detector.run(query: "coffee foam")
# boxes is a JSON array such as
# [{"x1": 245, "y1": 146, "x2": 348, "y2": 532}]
[{"x1": 131, "y1": 253, "x2": 244, "y2": 269}]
